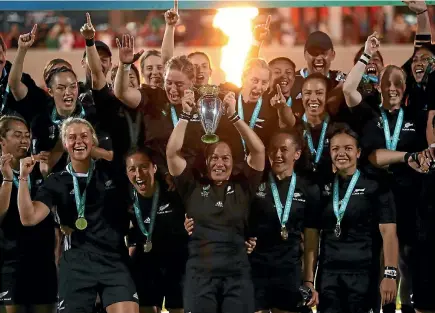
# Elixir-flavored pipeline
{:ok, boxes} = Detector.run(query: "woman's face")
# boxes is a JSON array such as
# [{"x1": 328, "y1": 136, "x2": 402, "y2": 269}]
[
  {"x1": 142, "y1": 55, "x2": 164, "y2": 87},
  {"x1": 330, "y1": 132, "x2": 360, "y2": 173},
  {"x1": 48, "y1": 72, "x2": 79, "y2": 115},
  {"x1": 63, "y1": 123, "x2": 94, "y2": 161},
  {"x1": 164, "y1": 69, "x2": 192, "y2": 105},
  {"x1": 0, "y1": 120, "x2": 30, "y2": 160},
  {"x1": 206, "y1": 142, "x2": 233, "y2": 184},
  {"x1": 128, "y1": 68, "x2": 140, "y2": 88},
  {"x1": 268, "y1": 133, "x2": 301, "y2": 176},
  {"x1": 378, "y1": 67, "x2": 406, "y2": 109},
  {"x1": 189, "y1": 53, "x2": 212, "y2": 86},
  {"x1": 270, "y1": 60, "x2": 295, "y2": 96},
  {"x1": 126, "y1": 152, "x2": 157, "y2": 196},
  {"x1": 241, "y1": 66, "x2": 270, "y2": 103},
  {"x1": 302, "y1": 78, "x2": 327, "y2": 120},
  {"x1": 411, "y1": 48, "x2": 434, "y2": 83}
]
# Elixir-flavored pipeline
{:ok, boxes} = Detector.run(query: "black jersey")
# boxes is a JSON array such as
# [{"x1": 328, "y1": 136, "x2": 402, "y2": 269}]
[
  {"x1": 306, "y1": 171, "x2": 395, "y2": 272},
  {"x1": 174, "y1": 163, "x2": 263, "y2": 276},
  {"x1": 0, "y1": 169, "x2": 56, "y2": 269},
  {"x1": 34, "y1": 160, "x2": 131, "y2": 257},
  {"x1": 249, "y1": 173, "x2": 320, "y2": 269}
]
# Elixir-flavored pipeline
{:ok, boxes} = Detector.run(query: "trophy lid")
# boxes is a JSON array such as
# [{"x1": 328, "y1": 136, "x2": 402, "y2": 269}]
[{"x1": 197, "y1": 84, "x2": 220, "y2": 97}]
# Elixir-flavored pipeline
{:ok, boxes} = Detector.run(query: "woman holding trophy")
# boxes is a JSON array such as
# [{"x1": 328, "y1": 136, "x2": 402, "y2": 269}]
[{"x1": 166, "y1": 88, "x2": 265, "y2": 313}]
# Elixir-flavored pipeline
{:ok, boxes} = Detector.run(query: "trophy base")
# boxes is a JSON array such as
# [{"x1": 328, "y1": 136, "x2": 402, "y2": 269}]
[{"x1": 201, "y1": 134, "x2": 219, "y2": 144}]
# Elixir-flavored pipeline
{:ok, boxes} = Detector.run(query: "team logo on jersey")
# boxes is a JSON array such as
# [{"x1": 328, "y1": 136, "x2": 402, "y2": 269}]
[
  {"x1": 157, "y1": 203, "x2": 172, "y2": 215},
  {"x1": 201, "y1": 185, "x2": 210, "y2": 197},
  {"x1": 226, "y1": 185, "x2": 234, "y2": 195},
  {"x1": 105, "y1": 180, "x2": 115, "y2": 189},
  {"x1": 215, "y1": 201, "x2": 223, "y2": 207},
  {"x1": 144, "y1": 217, "x2": 151, "y2": 224},
  {"x1": 256, "y1": 182, "x2": 266, "y2": 198},
  {"x1": 293, "y1": 192, "x2": 306, "y2": 202},
  {"x1": 35, "y1": 179, "x2": 43, "y2": 186},
  {"x1": 0, "y1": 291, "x2": 11, "y2": 301},
  {"x1": 57, "y1": 299, "x2": 65, "y2": 311},
  {"x1": 403, "y1": 122, "x2": 416, "y2": 131},
  {"x1": 377, "y1": 118, "x2": 384, "y2": 129},
  {"x1": 353, "y1": 188, "x2": 365, "y2": 195},
  {"x1": 296, "y1": 92, "x2": 302, "y2": 99},
  {"x1": 254, "y1": 118, "x2": 265, "y2": 129}
]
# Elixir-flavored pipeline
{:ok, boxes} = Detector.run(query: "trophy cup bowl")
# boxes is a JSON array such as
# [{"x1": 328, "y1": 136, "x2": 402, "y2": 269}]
[{"x1": 198, "y1": 85, "x2": 223, "y2": 144}]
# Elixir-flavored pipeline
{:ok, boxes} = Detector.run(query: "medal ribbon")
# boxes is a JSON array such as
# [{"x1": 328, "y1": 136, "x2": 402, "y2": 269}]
[
  {"x1": 51, "y1": 105, "x2": 86, "y2": 125},
  {"x1": 170, "y1": 105, "x2": 178, "y2": 127},
  {"x1": 133, "y1": 182, "x2": 160, "y2": 240},
  {"x1": 66, "y1": 160, "x2": 95, "y2": 220},
  {"x1": 269, "y1": 172, "x2": 297, "y2": 228},
  {"x1": 124, "y1": 108, "x2": 142, "y2": 148},
  {"x1": 303, "y1": 115, "x2": 330, "y2": 165},
  {"x1": 333, "y1": 169, "x2": 360, "y2": 227},
  {"x1": 380, "y1": 107, "x2": 403, "y2": 151},
  {"x1": 237, "y1": 93, "x2": 263, "y2": 155}
]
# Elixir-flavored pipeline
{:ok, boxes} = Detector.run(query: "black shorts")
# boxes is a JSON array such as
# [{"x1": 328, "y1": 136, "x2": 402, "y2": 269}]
[
  {"x1": 412, "y1": 241, "x2": 435, "y2": 310},
  {"x1": 58, "y1": 249, "x2": 138, "y2": 313},
  {"x1": 316, "y1": 271, "x2": 377, "y2": 313},
  {"x1": 252, "y1": 263, "x2": 302, "y2": 311},
  {"x1": 132, "y1": 256, "x2": 185, "y2": 308},
  {"x1": 0, "y1": 261, "x2": 57, "y2": 305},
  {"x1": 184, "y1": 271, "x2": 254, "y2": 313}
]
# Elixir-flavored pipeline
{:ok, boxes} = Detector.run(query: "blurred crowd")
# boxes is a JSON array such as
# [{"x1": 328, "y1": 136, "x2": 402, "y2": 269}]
[{"x1": 0, "y1": 6, "x2": 433, "y2": 50}]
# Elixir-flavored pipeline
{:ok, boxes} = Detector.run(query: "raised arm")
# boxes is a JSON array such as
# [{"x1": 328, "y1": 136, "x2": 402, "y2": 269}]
[
  {"x1": 404, "y1": 1, "x2": 431, "y2": 47},
  {"x1": 271, "y1": 84, "x2": 296, "y2": 128},
  {"x1": 224, "y1": 92, "x2": 265, "y2": 171},
  {"x1": 343, "y1": 32, "x2": 380, "y2": 107},
  {"x1": 8, "y1": 25, "x2": 37, "y2": 101},
  {"x1": 246, "y1": 15, "x2": 271, "y2": 62},
  {"x1": 161, "y1": 0, "x2": 179, "y2": 65},
  {"x1": 0, "y1": 154, "x2": 14, "y2": 223},
  {"x1": 80, "y1": 13, "x2": 107, "y2": 90},
  {"x1": 166, "y1": 90, "x2": 195, "y2": 176},
  {"x1": 17, "y1": 156, "x2": 50, "y2": 226},
  {"x1": 114, "y1": 34, "x2": 145, "y2": 109}
]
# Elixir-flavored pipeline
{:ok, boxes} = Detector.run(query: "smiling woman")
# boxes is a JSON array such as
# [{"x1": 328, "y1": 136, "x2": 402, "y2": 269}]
[{"x1": 17, "y1": 117, "x2": 139, "y2": 313}]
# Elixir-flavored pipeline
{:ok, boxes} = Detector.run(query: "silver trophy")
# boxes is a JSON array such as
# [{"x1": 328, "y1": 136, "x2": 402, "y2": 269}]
[{"x1": 197, "y1": 85, "x2": 223, "y2": 144}]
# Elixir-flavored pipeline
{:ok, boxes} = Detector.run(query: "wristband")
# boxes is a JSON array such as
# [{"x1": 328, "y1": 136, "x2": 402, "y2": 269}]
[
  {"x1": 2, "y1": 179, "x2": 13, "y2": 183},
  {"x1": 417, "y1": 9, "x2": 428, "y2": 15},
  {"x1": 404, "y1": 152, "x2": 412, "y2": 163},
  {"x1": 359, "y1": 59, "x2": 368, "y2": 66},
  {"x1": 85, "y1": 38, "x2": 95, "y2": 47},
  {"x1": 363, "y1": 53, "x2": 372, "y2": 59},
  {"x1": 179, "y1": 112, "x2": 191, "y2": 121},
  {"x1": 230, "y1": 114, "x2": 240, "y2": 124},
  {"x1": 18, "y1": 176, "x2": 28, "y2": 181},
  {"x1": 384, "y1": 266, "x2": 398, "y2": 279},
  {"x1": 304, "y1": 280, "x2": 314, "y2": 285},
  {"x1": 123, "y1": 64, "x2": 132, "y2": 71},
  {"x1": 228, "y1": 111, "x2": 238, "y2": 121}
]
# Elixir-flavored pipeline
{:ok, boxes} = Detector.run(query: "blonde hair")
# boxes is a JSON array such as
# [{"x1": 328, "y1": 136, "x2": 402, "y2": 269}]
[
  {"x1": 241, "y1": 58, "x2": 272, "y2": 83},
  {"x1": 378, "y1": 65, "x2": 407, "y2": 84},
  {"x1": 60, "y1": 117, "x2": 99, "y2": 147}
]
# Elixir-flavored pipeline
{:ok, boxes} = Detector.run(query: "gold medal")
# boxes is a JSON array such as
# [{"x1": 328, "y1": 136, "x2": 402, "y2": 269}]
[
  {"x1": 280, "y1": 226, "x2": 288, "y2": 241},
  {"x1": 75, "y1": 217, "x2": 88, "y2": 230},
  {"x1": 143, "y1": 240, "x2": 152, "y2": 253}
]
